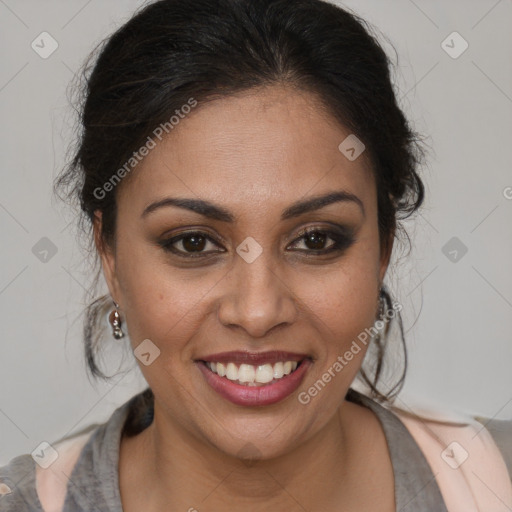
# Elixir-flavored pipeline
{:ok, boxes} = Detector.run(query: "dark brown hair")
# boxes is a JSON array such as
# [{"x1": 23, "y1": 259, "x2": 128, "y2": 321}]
[{"x1": 54, "y1": 0, "x2": 426, "y2": 433}]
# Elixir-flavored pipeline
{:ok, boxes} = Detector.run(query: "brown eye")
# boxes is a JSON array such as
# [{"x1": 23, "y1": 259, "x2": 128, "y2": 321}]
[
  {"x1": 159, "y1": 231, "x2": 224, "y2": 257},
  {"x1": 181, "y1": 234, "x2": 207, "y2": 252},
  {"x1": 288, "y1": 227, "x2": 356, "y2": 254},
  {"x1": 303, "y1": 231, "x2": 330, "y2": 250}
]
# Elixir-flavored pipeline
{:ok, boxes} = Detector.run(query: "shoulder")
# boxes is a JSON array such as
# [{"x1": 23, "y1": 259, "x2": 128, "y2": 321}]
[
  {"x1": 474, "y1": 415, "x2": 512, "y2": 476},
  {"x1": 0, "y1": 425, "x2": 99, "y2": 512},
  {"x1": 389, "y1": 401, "x2": 512, "y2": 511},
  {"x1": 0, "y1": 452, "x2": 42, "y2": 511},
  {"x1": 0, "y1": 390, "x2": 151, "y2": 512}
]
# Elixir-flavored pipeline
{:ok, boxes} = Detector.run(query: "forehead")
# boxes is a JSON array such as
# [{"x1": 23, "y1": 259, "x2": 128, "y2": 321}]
[{"x1": 119, "y1": 85, "x2": 375, "y2": 214}]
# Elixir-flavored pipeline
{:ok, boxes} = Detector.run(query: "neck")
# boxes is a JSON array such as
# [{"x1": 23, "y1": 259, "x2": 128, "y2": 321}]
[{"x1": 121, "y1": 400, "x2": 371, "y2": 511}]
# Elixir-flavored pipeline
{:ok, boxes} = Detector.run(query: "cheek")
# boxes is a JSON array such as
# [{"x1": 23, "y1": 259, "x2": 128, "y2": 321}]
[
  {"x1": 293, "y1": 240, "x2": 381, "y2": 354},
  {"x1": 114, "y1": 239, "x2": 211, "y2": 355}
]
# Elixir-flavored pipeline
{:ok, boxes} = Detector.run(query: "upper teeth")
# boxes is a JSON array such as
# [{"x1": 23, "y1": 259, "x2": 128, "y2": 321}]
[{"x1": 206, "y1": 361, "x2": 299, "y2": 385}]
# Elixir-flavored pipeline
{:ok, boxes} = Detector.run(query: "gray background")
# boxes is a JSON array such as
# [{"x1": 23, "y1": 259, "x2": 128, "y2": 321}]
[{"x1": 1, "y1": 0, "x2": 511, "y2": 464}]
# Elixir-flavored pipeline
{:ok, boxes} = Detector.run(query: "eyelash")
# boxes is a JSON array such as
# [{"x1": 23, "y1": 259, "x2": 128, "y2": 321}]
[{"x1": 158, "y1": 226, "x2": 355, "y2": 259}]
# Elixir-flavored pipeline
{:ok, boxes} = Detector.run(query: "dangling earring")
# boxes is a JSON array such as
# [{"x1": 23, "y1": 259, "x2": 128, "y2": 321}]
[
  {"x1": 377, "y1": 288, "x2": 386, "y2": 322},
  {"x1": 372, "y1": 288, "x2": 386, "y2": 345},
  {"x1": 109, "y1": 300, "x2": 125, "y2": 339}
]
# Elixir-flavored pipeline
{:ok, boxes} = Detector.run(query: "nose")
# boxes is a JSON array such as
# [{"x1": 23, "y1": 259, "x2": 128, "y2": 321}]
[{"x1": 217, "y1": 251, "x2": 298, "y2": 339}]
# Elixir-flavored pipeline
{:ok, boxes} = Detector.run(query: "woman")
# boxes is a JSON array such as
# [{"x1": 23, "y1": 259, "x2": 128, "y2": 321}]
[{"x1": 1, "y1": 0, "x2": 510, "y2": 511}]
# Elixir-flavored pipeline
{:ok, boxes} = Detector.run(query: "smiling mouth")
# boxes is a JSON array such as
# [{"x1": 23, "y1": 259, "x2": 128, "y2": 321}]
[
  {"x1": 195, "y1": 350, "x2": 313, "y2": 406},
  {"x1": 199, "y1": 359, "x2": 305, "y2": 387}
]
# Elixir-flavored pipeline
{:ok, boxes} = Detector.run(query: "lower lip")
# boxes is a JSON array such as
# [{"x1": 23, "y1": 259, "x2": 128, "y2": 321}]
[{"x1": 196, "y1": 359, "x2": 312, "y2": 407}]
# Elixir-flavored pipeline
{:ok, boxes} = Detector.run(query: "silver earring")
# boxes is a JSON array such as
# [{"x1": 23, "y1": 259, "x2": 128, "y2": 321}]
[
  {"x1": 108, "y1": 300, "x2": 125, "y2": 339},
  {"x1": 377, "y1": 288, "x2": 386, "y2": 322},
  {"x1": 372, "y1": 288, "x2": 386, "y2": 345}
]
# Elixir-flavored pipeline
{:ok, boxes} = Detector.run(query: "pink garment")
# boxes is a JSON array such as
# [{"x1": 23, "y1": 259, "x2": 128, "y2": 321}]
[
  {"x1": 35, "y1": 432, "x2": 93, "y2": 512},
  {"x1": 394, "y1": 408, "x2": 512, "y2": 511}
]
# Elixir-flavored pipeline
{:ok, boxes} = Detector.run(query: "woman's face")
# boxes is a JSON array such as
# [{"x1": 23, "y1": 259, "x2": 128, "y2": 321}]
[{"x1": 96, "y1": 85, "x2": 392, "y2": 459}]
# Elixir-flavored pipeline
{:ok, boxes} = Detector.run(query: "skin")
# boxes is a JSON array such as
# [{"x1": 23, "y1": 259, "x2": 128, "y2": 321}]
[{"x1": 95, "y1": 84, "x2": 396, "y2": 511}]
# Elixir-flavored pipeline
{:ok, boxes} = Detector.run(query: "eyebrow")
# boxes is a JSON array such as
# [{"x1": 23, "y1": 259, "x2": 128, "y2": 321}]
[{"x1": 141, "y1": 190, "x2": 365, "y2": 221}]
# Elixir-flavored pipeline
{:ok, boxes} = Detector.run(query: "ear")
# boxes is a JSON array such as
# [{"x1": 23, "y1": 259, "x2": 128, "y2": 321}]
[
  {"x1": 93, "y1": 210, "x2": 121, "y2": 304},
  {"x1": 378, "y1": 226, "x2": 395, "y2": 285}
]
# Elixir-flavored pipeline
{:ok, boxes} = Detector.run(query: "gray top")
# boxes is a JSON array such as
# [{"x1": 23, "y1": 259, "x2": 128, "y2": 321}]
[{"x1": 0, "y1": 388, "x2": 510, "y2": 511}]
